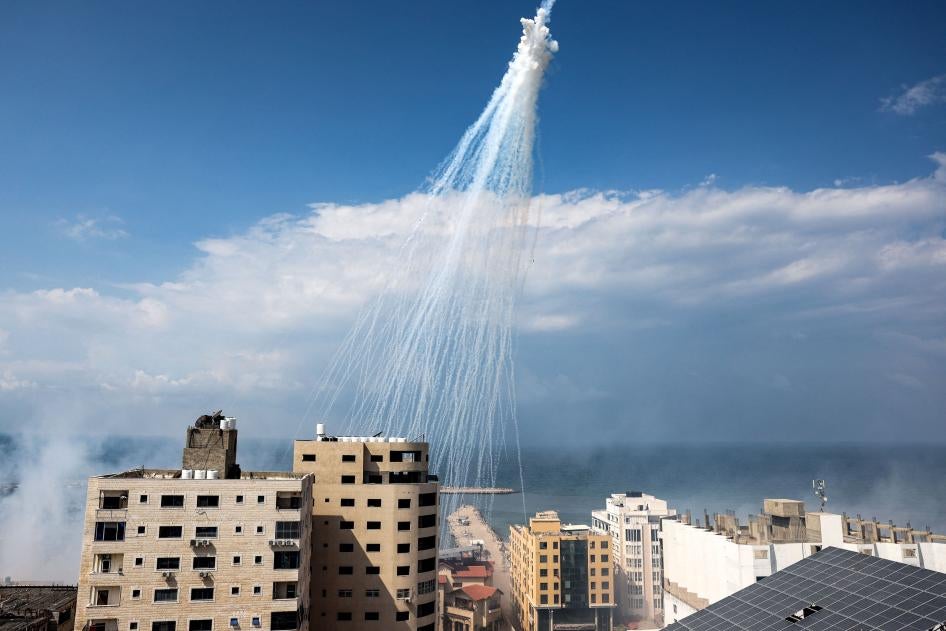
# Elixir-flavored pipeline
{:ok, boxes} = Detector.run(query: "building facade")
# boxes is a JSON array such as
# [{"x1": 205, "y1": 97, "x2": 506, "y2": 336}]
[
  {"x1": 662, "y1": 498, "x2": 946, "y2": 626},
  {"x1": 509, "y1": 511, "x2": 614, "y2": 631},
  {"x1": 292, "y1": 425, "x2": 439, "y2": 631},
  {"x1": 590, "y1": 492, "x2": 675, "y2": 627},
  {"x1": 74, "y1": 414, "x2": 313, "y2": 631}
]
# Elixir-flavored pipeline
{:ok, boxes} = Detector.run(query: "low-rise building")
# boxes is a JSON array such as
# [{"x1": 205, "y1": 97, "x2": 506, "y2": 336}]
[
  {"x1": 590, "y1": 492, "x2": 676, "y2": 627},
  {"x1": 662, "y1": 498, "x2": 946, "y2": 626},
  {"x1": 442, "y1": 584, "x2": 503, "y2": 631},
  {"x1": 0, "y1": 586, "x2": 77, "y2": 631},
  {"x1": 73, "y1": 412, "x2": 313, "y2": 631},
  {"x1": 509, "y1": 511, "x2": 614, "y2": 631}
]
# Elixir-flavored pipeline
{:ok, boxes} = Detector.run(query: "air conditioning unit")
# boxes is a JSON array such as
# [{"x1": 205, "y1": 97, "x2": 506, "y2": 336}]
[
  {"x1": 200, "y1": 540, "x2": 212, "y2": 547},
  {"x1": 162, "y1": 571, "x2": 174, "y2": 578},
  {"x1": 268, "y1": 540, "x2": 277, "y2": 546},
  {"x1": 279, "y1": 540, "x2": 292, "y2": 546},
  {"x1": 190, "y1": 539, "x2": 199, "y2": 546},
  {"x1": 199, "y1": 571, "x2": 210, "y2": 579}
]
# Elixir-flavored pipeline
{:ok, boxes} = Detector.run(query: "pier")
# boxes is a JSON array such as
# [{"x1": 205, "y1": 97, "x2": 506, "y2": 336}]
[{"x1": 440, "y1": 486, "x2": 517, "y2": 494}]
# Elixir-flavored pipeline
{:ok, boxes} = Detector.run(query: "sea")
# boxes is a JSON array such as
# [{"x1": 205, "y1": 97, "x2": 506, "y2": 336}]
[{"x1": 2, "y1": 434, "x2": 945, "y2": 580}]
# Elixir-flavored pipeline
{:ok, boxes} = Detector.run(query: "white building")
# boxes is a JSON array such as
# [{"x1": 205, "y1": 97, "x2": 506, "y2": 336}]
[
  {"x1": 662, "y1": 500, "x2": 946, "y2": 626},
  {"x1": 591, "y1": 493, "x2": 676, "y2": 627}
]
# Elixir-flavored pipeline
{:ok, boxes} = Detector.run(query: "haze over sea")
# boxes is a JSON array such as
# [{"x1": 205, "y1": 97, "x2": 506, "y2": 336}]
[{"x1": 3, "y1": 433, "x2": 945, "y2": 575}]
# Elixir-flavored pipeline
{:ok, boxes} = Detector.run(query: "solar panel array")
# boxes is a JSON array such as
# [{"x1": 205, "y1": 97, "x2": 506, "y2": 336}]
[{"x1": 664, "y1": 546, "x2": 946, "y2": 631}]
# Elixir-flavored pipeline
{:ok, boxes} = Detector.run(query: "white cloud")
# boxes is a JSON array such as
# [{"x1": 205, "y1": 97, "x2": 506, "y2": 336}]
[
  {"x1": 56, "y1": 214, "x2": 128, "y2": 241},
  {"x1": 0, "y1": 155, "x2": 945, "y2": 439},
  {"x1": 881, "y1": 74, "x2": 946, "y2": 115}
]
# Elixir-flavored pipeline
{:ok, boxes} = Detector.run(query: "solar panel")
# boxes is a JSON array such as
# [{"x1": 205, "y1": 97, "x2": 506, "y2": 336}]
[{"x1": 664, "y1": 547, "x2": 946, "y2": 631}]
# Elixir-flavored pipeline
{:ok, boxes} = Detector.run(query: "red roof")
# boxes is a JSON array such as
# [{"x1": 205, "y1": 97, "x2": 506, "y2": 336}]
[
  {"x1": 459, "y1": 584, "x2": 499, "y2": 601},
  {"x1": 438, "y1": 575, "x2": 449, "y2": 585},
  {"x1": 454, "y1": 565, "x2": 492, "y2": 578}
]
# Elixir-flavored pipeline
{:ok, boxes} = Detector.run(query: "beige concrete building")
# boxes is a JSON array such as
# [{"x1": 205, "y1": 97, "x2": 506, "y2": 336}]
[
  {"x1": 590, "y1": 492, "x2": 676, "y2": 627},
  {"x1": 292, "y1": 425, "x2": 439, "y2": 631},
  {"x1": 662, "y1": 498, "x2": 946, "y2": 625},
  {"x1": 74, "y1": 413, "x2": 313, "y2": 631},
  {"x1": 509, "y1": 511, "x2": 614, "y2": 631}
]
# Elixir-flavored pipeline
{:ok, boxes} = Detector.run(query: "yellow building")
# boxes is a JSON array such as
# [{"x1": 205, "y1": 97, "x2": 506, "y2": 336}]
[{"x1": 509, "y1": 512, "x2": 614, "y2": 631}]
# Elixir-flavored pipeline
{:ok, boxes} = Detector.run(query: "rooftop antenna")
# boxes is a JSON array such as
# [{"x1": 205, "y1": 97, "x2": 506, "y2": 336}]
[{"x1": 812, "y1": 479, "x2": 827, "y2": 511}]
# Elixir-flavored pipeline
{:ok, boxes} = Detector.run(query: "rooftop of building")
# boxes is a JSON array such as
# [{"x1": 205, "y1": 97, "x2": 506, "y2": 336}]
[
  {"x1": 0, "y1": 586, "x2": 76, "y2": 615},
  {"x1": 514, "y1": 511, "x2": 603, "y2": 538},
  {"x1": 95, "y1": 468, "x2": 308, "y2": 481},
  {"x1": 454, "y1": 584, "x2": 500, "y2": 601}
]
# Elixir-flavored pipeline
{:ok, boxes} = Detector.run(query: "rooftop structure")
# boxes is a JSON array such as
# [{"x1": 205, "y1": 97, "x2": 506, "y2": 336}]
[
  {"x1": 662, "y1": 498, "x2": 946, "y2": 625},
  {"x1": 0, "y1": 586, "x2": 76, "y2": 631},
  {"x1": 664, "y1": 546, "x2": 946, "y2": 630},
  {"x1": 509, "y1": 511, "x2": 615, "y2": 631}
]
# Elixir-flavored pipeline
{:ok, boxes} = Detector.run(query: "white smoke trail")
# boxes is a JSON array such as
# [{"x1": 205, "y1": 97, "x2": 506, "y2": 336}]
[{"x1": 310, "y1": 4, "x2": 558, "y2": 530}]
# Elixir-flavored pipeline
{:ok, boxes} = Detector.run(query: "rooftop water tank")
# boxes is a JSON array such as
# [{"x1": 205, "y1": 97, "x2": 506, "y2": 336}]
[
  {"x1": 181, "y1": 469, "x2": 194, "y2": 480},
  {"x1": 207, "y1": 470, "x2": 219, "y2": 480},
  {"x1": 194, "y1": 469, "x2": 207, "y2": 480},
  {"x1": 316, "y1": 422, "x2": 326, "y2": 437}
]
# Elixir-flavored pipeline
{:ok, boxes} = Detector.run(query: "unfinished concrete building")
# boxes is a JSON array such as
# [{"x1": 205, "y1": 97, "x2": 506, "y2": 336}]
[{"x1": 0, "y1": 586, "x2": 77, "y2": 631}]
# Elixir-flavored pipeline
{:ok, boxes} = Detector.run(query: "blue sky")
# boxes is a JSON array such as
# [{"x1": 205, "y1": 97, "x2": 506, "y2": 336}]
[{"x1": 1, "y1": 1, "x2": 945, "y2": 443}]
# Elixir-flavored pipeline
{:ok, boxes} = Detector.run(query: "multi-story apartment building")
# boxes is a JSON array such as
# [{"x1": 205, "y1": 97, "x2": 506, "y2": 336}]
[
  {"x1": 590, "y1": 492, "x2": 676, "y2": 626},
  {"x1": 509, "y1": 511, "x2": 614, "y2": 631},
  {"x1": 662, "y1": 498, "x2": 946, "y2": 626},
  {"x1": 74, "y1": 413, "x2": 313, "y2": 631},
  {"x1": 292, "y1": 424, "x2": 439, "y2": 631}
]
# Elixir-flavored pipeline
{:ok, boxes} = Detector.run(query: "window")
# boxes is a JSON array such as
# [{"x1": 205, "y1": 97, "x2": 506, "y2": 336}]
[
  {"x1": 130, "y1": 623, "x2": 138, "y2": 631},
  {"x1": 340, "y1": 498, "x2": 355, "y2": 507},
  {"x1": 156, "y1": 557, "x2": 180, "y2": 570},
  {"x1": 418, "y1": 514, "x2": 436, "y2": 528},
  {"x1": 301, "y1": 454, "x2": 315, "y2": 462},
  {"x1": 336, "y1": 613, "x2": 352, "y2": 621},
  {"x1": 601, "y1": 540, "x2": 608, "y2": 549},
  {"x1": 274, "y1": 551, "x2": 300, "y2": 570},
  {"x1": 365, "y1": 473, "x2": 382, "y2": 484},
  {"x1": 397, "y1": 543, "x2": 410, "y2": 553},
  {"x1": 190, "y1": 588, "x2": 214, "y2": 601},
  {"x1": 338, "y1": 589, "x2": 352, "y2": 597},
  {"x1": 137, "y1": 526, "x2": 146, "y2": 535},
  {"x1": 540, "y1": 555, "x2": 548, "y2": 563},
  {"x1": 235, "y1": 525, "x2": 243, "y2": 534},
  {"x1": 341, "y1": 475, "x2": 355, "y2": 484},
  {"x1": 233, "y1": 556, "x2": 241, "y2": 565},
  {"x1": 367, "y1": 498, "x2": 382, "y2": 507},
  {"x1": 397, "y1": 566, "x2": 410, "y2": 576},
  {"x1": 339, "y1": 543, "x2": 354, "y2": 552},
  {"x1": 195, "y1": 526, "x2": 218, "y2": 539},
  {"x1": 135, "y1": 557, "x2": 143, "y2": 566},
  {"x1": 236, "y1": 495, "x2": 244, "y2": 504},
  {"x1": 364, "y1": 612, "x2": 379, "y2": 621},
  {"x1": 398, "y1": 521, "x2": 411, "y2": 531},
  {"x1": 395, "y1": 612, "x2": 409, "y2": 622},
  {"x1": 417, "y1": 557, "x2": 435, "y2": 573},
  {"x1": 251, "y1": 618, "x2": 260, "y2": 629},
  {"x1": 161, "y1": 495, "x2": 184, "y2": 508},
  {"x1": 338, "y1": 566, "x2": 353, "y2": 575},
  {"x1": 396, "y1": 589, "x2": 410, "y2": 599},
  {"x1": 417, "y1": 579, "x2": 436, "y2": 595},
  {"x1": 342, "y1": 454, "x2": 356, "y2": 462},
  {"x1": 154, "y1": 589, "x2": 178, "y2": 603},
  {"x1": 254, "y1": 555, "x2": 262, "y2": 565},
  {"x1": 256, "y1": 525, "x2": 264, "y2": 534},
  {"x1": 189, "y1": 621, "x2": 212, "y2": 631},
  {"x1": 158, "y1": 526, "x2": 182, "y2": 539},
  {"x1": 231, "y1": 586, "x2": 240, "y2": 595},
  {"x1": 140, "y1": 495, "x2": 148, "y2": 503},
  {"x1": 370, "y1": 454, "x2": 383, "y2": 462},
  {"x1": 540, "y1": 582, "x2": 548, "y2": 590},
  {"x1": 229, "y1": 620, "x2": 238, "y2": 628},
  {"x1": 626, "y1": 528, "x2": 642, "y2": 542},
  {"x1": 193, "y1": 556, "x2": 216, "y2": 570},
  {"x1": 339, "y1": 521, "x2": 354, "y2": 530},
  {"x1": 602, "y1": 554, "x2": 609, "y2": 562},
  {"x1": 257, "y1": 495, "x2": 265, "y2": 504},
  {"x1": 366, "y1": 566, "x2": 380, "y2": 575},
  {"x1": 270, "y1": 613, "x2": 296, "y2": 631},
  {"x1": 276, "y1": 522, "x2": 301, "y2": 539},
  {"x1": 419, "y1": 492, "x2": 436, "y2": 507},
  {"x1": 366, "y1": 543, "x2": 380, "y2": 552},
  {"x1": 132, "y1": 589, "x2": 141, "y2": 599},
  {"x1": 273, "y1": 582, "x2": 297, "y2": 599},
  {"x1": 398, "y1": 499, "x2": 411, "y2": 509},
  {"x1": 416, "y1": 601, "x2": 435, "y2": 617},
  {"x1": 540, "y1": 569, "x2": 548, "y2": 577},
  {"x1": 252, "y1": 585, "x2": 261, "y2": 595},
  {"x1": 196, "y1": 495, "x2": 219, "y2": 508},
  {"x1": 152, "y1": 623, "x2": 176, "y2": 631},
  {"x1": 390, "y1": 450, "x2": 420, "y2": 462},
  {"x1": 94, "y1": 521, "x2": 125, "y2": 541},
  {"x1": 365, "y1": 589, "x2": 379, "y2": 598},
  {"x1": 754, "y1": 549, "x2": 769, "y2": 560},
  {"x1": 418, "y1": 535, "x2": 436, "y2": 551},
  {"x1": 540, "y1": 595, "x2": 548, "y2": 604},
  {"x1": 367, "y1": 521, "x2": 381, "y2": 530}
]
